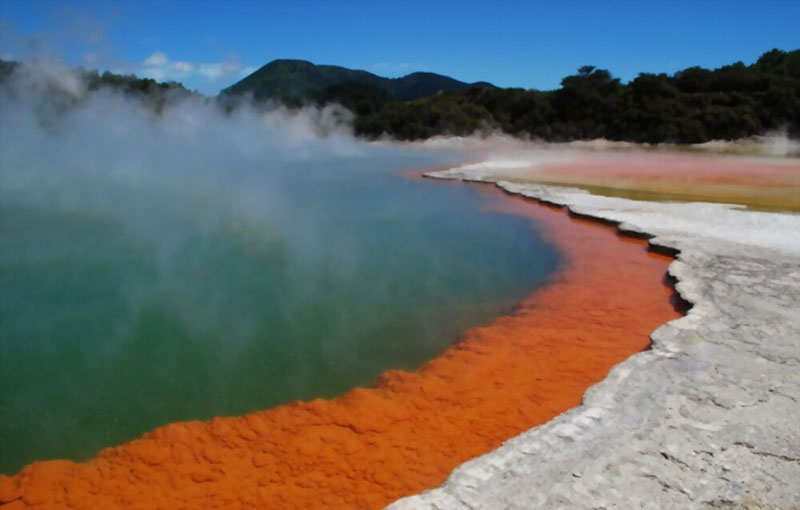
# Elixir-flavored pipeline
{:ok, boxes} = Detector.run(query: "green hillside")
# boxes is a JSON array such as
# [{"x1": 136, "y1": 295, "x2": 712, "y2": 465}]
[
  {"x1": 220, "y1": 51, "x2": 799, "y2": 143},
  {"x1": 220, "y1": 59, "x2": 493, "y2": 104},
  {"x1": 353, "y1": 48, "x2": 800, "y2": 142}
]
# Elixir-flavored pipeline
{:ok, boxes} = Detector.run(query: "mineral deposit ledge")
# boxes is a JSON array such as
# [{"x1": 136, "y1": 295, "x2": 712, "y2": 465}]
[{"x1": 389, "y1": 168, "x2": 800, "y2": 510}]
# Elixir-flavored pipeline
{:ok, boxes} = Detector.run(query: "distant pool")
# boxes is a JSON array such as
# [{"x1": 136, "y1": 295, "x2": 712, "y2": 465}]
[{"x1": 0, "y1": 131, "x2": 559, "y2": 475}]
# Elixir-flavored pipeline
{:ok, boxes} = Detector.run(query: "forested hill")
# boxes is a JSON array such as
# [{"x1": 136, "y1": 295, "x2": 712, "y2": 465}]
[
  {"x1": 220, "y1": 59, "x2": 495, "y2": 108},
  {"x1": 224, "y1": 49, "x2": 799, "y2": 144},
  {"x1": 353, "y1": 49, "x2": 800, "y2": 143}
]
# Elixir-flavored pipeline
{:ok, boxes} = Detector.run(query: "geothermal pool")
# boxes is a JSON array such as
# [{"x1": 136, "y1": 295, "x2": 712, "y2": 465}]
[
  {"x1": 0, "y1": 74, "x2": 682, "y2": 509},
  {"x1": 0, "y1": 146, "x2": 560, "y2": 473}
]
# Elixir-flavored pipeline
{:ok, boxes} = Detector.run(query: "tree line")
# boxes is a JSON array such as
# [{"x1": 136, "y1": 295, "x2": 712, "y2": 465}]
[
  {"x1": 0, "y1": 60, "x2": 196, "y2": 112},
  {"x1": 3, "y1": 49, "x2": 797, "y2": 144},
  {"x1": 346, "y1": 49, "x2": 799, "y2": 143}
]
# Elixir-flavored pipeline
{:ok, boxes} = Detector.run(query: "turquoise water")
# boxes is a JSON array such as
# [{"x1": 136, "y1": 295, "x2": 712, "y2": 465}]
[{"x1": 0, "y1": 100, "x2": 559, "y2": 474}]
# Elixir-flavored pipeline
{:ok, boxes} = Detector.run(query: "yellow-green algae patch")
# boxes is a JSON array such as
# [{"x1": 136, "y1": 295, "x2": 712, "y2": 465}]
[
  {"x1": 479, "y1": 151, "x2": 800, "y2": 212},
  {"x1": 500, "y1": 175, "x2": 800, "y2": 213}
]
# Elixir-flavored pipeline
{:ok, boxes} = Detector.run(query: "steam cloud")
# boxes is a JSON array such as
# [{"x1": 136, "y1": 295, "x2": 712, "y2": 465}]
[
  {"x1": 0, "y1": 60, "x2": 453, "y2": 371},
  {"x1": 0, "y1": 60, "x2": 385, "y2": 295},
  {"x1": 1, "y1": 60, "x2": 563, "y2": 474}
]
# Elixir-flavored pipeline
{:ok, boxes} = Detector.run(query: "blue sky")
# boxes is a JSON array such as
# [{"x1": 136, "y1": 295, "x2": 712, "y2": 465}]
[{"x1": 1, "y1": 0, "x2": 798, "y2": 95}]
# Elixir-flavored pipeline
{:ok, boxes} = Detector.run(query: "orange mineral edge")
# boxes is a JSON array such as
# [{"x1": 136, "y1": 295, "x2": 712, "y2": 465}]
[{"x1": 0, "y1": 179, "x2": 684, "y2": 510}]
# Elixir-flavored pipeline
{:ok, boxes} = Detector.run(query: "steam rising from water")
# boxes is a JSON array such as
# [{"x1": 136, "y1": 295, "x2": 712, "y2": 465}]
[
  {"x1": 0, "y1": 61, "x2": 558, "y2": 473},
  {"x1": 1, "y1": 61, "x2": 359, "y2": 229}
]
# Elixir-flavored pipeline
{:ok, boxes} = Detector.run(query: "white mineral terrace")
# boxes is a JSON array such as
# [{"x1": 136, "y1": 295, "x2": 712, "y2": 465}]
[{"x1": 388, "y1": 165, "x2": 800, "y2": 510}]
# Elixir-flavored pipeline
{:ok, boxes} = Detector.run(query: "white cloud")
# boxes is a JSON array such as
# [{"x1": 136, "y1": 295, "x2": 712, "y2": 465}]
[
  {"x1": 143, "y1": 51, "x2": 168, "y2": 66},
  {"x1": 138, "y1": 50, "x2": 250, "y2": 87},
  {"x1": 172, "y1": 61, "x2": 194, "y2": 73}
]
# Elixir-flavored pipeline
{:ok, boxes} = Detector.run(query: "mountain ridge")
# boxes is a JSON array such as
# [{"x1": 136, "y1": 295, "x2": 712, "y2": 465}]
[{"x1": 220, "y1": 59, "x2": 494, "y2": 103}]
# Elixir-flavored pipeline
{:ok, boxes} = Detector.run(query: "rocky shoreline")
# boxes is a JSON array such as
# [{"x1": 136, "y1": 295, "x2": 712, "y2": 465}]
[{"x1": 389, "y1": 169, "x2": 800, "y2": 509}]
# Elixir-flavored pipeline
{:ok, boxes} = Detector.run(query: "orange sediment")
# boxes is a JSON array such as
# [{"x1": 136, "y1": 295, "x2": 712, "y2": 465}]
[
  {"x1": 539, "y1": 152, "x2": 799, "y2": 186},
  {"x1": 0, "y1": 182, "x2": 684, "y2": 510},
  {"x1": 505, "y1": 152, "x2": 800, "y2": 211}
]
